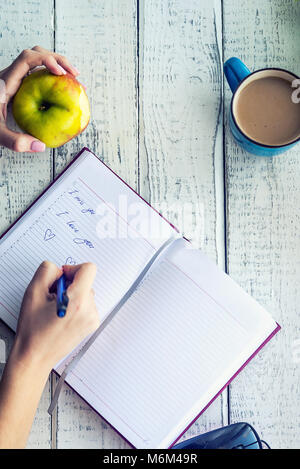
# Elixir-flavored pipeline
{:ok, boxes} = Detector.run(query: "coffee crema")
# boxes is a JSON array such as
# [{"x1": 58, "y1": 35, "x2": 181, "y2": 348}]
[{"x1": 234, "y1": 76, "x2": 300, "y2": 146}]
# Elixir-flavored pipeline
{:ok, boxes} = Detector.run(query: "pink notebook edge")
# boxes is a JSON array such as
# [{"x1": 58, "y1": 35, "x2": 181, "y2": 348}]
[
  {"x1": 0, "y1": 146, "x2": 281, "y2": 448},
  {"x1": 0, "y1": 146, "x2": 180, "y2": 242}
]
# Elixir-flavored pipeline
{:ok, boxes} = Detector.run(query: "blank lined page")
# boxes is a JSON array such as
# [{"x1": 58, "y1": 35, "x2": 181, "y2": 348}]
[{"x1": 64, "y1": 241, "x2": 277, "y2": 449}]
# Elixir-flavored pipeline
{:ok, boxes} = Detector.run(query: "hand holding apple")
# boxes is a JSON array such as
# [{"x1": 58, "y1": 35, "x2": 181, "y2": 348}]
[{"x1": 0, "y1": 46, "x2": 88, "y2": 152}]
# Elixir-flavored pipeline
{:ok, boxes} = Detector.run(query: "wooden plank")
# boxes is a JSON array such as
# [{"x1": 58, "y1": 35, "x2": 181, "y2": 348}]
[
  {"x1": 139, "y1": 0, "x2": 227, "y2": 442},
  {"x1": 0, "y1": 0, "x2": 54, "y2": 448},
  {"x1": 54, "y1": 0, "x2": 138, "y2": 448},
  {"x1": 223, "y1": 0, "x2": 300, "y2": 448}
]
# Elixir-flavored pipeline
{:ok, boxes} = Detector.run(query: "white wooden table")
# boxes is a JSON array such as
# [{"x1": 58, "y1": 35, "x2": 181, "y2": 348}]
[{"x1": 0, "y1": 0, "x2": 299, "y2": 449}]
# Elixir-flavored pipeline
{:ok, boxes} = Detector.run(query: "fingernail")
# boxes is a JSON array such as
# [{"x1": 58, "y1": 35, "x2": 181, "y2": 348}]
[
  {"x1": 31, "y1": 141, "x2": 46, "y2": 152},
  {"x1": 57, "y1": 65, "x2": 67, "y2": 75}
]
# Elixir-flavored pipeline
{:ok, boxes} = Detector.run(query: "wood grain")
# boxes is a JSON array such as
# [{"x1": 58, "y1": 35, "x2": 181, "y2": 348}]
[
  {"x1": 0, "y1": 0, "x2": 299, "y2": 449},
  {"x1": 223, "y1": 0, "x2": 300, "y2": 449},
  {"x1": 139, "y1": 0, "x2": 227, "y2": 442},
  {"x1": 0, "y1": 0, "x2": 54, "y2": 448},
  {"x1": 53, "y1": 0, "x2": 138, "y2": 448}
]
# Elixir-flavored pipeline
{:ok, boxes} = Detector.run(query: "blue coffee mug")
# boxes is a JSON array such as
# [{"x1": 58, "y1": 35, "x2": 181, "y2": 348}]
[{"x1": 224, "y1": 57, "x2": 300, "y2": 156}]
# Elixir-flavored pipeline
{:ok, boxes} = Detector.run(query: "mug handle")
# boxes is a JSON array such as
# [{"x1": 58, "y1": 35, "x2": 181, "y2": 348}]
[{"x1": 224, "y1": 57, "x2": 251, "y2": 93}]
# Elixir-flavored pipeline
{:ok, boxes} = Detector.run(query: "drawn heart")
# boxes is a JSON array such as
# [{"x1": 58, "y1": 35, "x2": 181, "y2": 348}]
[
  {"x1": 65, "y1": 256, "x2": 76, "y2": 265},
  {"x1": 44, "y1": 228, "x2": 56, "y2": 241}
]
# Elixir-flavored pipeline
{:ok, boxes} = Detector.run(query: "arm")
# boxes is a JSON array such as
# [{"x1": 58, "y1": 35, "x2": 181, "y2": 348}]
[
  {"x1": 0, "y1": 341, "x2": 50, "y2": 448},
  {"x1": 0, "y1": 261, "x2": 100, "y2": 448},
  {"x1": 0, "y1": 46, "x2": 79, "y2": 152}
]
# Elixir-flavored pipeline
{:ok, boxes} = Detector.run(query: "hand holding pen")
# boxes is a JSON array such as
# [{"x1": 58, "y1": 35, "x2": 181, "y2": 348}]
[{"x1": 14, "y1": 261, "x2": 100, "y2": 370}]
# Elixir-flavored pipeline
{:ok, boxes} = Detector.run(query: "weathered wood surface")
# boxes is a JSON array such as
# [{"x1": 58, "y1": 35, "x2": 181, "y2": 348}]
[
  {"x1": 0, "y1": 0, "x2": 299, "y2": 449},
  {"x1": 223, "y1": 0, "x2": 300, "y2": 449},
  {"x1": 0, "y1": 0, "x2": 54, "y2": 448}
]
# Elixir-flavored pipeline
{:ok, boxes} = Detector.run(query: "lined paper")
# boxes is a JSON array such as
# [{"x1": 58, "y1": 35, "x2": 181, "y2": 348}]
[
  {"x1": 64, "y1": 242, "x2": 277, "y2": 448},
  {"x1": 0, "y1": 150, "x2": 175, "y2": 331},
  {"x1": 0, "y1": 180, "x2": 154, "y2": 328}
]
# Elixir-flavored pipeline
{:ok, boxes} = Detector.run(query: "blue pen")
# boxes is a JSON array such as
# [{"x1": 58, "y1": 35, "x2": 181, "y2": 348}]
[{"x1": 57, "y1": 273, "x2": 69, "y2": 318}]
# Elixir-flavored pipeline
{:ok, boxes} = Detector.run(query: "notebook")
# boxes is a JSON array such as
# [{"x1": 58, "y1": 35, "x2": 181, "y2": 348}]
[{"x1": 0, "y1": 147, "x2": 280, "y2": 449}]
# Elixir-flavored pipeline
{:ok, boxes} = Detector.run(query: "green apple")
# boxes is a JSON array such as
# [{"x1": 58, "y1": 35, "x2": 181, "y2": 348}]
[{"x1": 12, "y1": 69, "x2": 90, "y2": 148}]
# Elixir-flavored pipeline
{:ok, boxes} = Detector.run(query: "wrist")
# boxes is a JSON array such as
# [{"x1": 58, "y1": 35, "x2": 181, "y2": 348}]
[{"x1": 9, "y1": 336, "x2": 53, "y2": 379}]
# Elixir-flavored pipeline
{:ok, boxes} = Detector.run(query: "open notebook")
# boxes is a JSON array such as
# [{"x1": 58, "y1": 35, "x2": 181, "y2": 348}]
[{"x1": 0, "y1": 147, "x2": 279, "y2": 449}]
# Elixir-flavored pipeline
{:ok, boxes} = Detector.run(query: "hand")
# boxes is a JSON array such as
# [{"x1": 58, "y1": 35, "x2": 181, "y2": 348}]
[
  {"x1": 0, "y1": 261, "x2": 99, "y2": 449},
  {"x1": 0, "y1": 46, "x2": 79, "y2": 152},
  {"x1": 13, "y1": 260, "x2": 100, "y2": 372}
]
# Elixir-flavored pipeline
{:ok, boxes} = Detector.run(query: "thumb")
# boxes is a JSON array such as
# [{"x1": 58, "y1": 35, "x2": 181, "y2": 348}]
[
  {"x1": 29, "y1": 261, "x2": 62, "y2": 292},
  {"x1": 0, "y1": 124, "x2": 46, "y2": 152}
]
